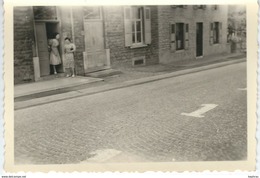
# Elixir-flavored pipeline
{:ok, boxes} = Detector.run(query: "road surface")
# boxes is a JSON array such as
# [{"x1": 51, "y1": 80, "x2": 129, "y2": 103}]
[{"x1": 14, "y1": 62, "x2": 247, "y2": 164}]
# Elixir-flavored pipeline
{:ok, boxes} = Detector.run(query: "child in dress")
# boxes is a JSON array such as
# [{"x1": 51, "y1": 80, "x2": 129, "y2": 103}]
[{"x1": 64, "y1": 37, "x2": 76, "y2": 77}]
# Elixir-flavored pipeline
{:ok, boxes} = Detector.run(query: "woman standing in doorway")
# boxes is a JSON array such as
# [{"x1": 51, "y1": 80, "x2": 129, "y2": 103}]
[
  {"x1": 64, "y1": 37, "x2": 76, "y2": 77},
  {"x1": 49, "y1": 32, "x2": 61, "y2": 74}
]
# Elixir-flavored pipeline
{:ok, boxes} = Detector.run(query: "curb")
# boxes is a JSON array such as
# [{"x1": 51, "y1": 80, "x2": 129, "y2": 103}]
[{"x1": 15, "y1": 58, "x2": 246, "y2": 110}]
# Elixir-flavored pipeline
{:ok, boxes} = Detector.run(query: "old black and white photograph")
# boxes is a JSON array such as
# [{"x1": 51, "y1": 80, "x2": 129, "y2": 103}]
[{"x1": 5, "y1": 1, "x2": 257, "y2": 172}]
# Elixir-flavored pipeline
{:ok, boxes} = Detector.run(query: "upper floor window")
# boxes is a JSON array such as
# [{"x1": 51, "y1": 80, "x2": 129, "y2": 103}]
[
  {"x1": 124, "y1": 6, "x2": 151, "y2": 47},
  {"x1": 194, "y1": 5, "x2": 206, "y2": 10},
  {"x1": 171, "y1": 5, "x2": 188, "y2": 9},
  {"x1": 212, "y1": 5, "x2": 218, "y2": 10}
]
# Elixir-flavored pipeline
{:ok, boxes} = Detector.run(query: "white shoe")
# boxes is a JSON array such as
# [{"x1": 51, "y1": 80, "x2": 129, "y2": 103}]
[
  {"x1": 71, "y1": 74, "x2": 75, "y2": 78},
  {"x1": 66, "y1": 74, "x2": 70, "y2": 77}
]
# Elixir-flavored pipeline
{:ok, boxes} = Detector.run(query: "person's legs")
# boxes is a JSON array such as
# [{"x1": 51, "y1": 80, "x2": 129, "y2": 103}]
[
  {"x1": 71, "y1": 68, "x2": 75, "y2": 77},
  {"x1": 53, "y1": 65, "x2": 57, "y2": 74},
  {"x1": 65, "y1": 68, "x2": 70, "y2": 77}
]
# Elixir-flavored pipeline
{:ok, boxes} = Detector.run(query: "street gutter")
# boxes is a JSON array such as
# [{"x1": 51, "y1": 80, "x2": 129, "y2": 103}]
[{"x1": 15, "y1": 58, "x2": 246, "y2": 110}]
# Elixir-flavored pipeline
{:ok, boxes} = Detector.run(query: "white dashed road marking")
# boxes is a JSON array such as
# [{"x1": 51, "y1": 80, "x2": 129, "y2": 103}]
[
  {"x1": 82, "y1": 149, "x2": 122, "y2": 163},
  {"x1": 181, "y1": 104, "x2": 218, "y2": 118}
]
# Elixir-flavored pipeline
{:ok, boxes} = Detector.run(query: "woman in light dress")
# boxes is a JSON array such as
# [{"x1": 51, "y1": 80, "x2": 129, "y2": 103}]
[
  {"x1": 49, "y1": 33, "x2": 61, "y2": 74},
  {"x1": 64, "y1": 37, "x2": 76, "y2": 77}
]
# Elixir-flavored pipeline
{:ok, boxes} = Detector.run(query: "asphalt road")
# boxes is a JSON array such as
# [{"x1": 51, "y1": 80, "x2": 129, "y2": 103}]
[{"x1": 14, "y1": 62, "x2": 247, "y2": 164}]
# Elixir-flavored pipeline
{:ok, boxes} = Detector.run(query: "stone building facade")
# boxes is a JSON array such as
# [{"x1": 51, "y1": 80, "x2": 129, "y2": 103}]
[{"x1": 13, "y1": 5, "x2": 229, "y2": 84}]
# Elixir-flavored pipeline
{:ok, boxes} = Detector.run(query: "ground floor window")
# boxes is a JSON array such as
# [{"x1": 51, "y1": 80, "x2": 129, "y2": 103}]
[
  {"x1": 213, "y1": 22, "x2": 219, "y2": 44},
  {"x1": 124, "y1": 6, "x2": 151, "y2": 47},
  {"x1": 176, "y1": 23, "x2": 184, "y2": 50},
  {"x1": 131, "y1": 7, "x2": 143, "y2": 44}
]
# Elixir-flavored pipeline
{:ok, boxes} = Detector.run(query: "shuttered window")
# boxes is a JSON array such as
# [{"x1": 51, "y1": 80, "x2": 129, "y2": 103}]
[
  {"x1": 170, "y1": 23, "x2": 189, "y2": 51},
  {"x1": 170, "y1": 24, "x2": 176, "y2": 51},
  {"x1": 210, "y1": 22, "x2": 222, "y2": 44},
  {"x1": 185, "y1": 23, "x2": 189, "y2": 49},
  {"x1": 176, "y1": 23, "x2": 184, "y2": 50},
  {"x1": 124, "y1": 6, "x2": 151, "y2": 47},
  {"x1": 210, "y1": 23, "x2": 214, "y2": 45}
]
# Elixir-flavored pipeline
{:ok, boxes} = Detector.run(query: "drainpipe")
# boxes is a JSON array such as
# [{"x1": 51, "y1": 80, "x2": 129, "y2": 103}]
[
  {"x1": 70, "y1": 7, "x2": 77, "y2": 75},
  {"x1": 70, "y1": 7, "x2": 75, "y2": 43}
]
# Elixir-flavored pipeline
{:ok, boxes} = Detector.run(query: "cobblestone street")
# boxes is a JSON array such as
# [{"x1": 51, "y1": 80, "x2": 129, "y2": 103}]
[{"x1": 14, "y1": 62, "x2": 247, "y2": 164}]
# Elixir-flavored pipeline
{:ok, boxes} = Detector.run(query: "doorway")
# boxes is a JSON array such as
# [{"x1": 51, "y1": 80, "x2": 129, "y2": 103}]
[
  {"x1": 196, "y1": 22, "x2": 203, "y2": 57},
  {"x1": 35, "y1": 22, "x2": 63, "y2": 76},
  {"x1": 84, "y1": 20, "x2": 107, "y2": 73}
]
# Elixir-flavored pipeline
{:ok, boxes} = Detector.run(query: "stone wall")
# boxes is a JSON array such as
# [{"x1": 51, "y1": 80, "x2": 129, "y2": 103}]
[
  {"x1": 13, "y1": 7, "x2": 35, "y2": 84},
  {"x1": 158, "y1": 5, "x2": 229, "y2": 64}
]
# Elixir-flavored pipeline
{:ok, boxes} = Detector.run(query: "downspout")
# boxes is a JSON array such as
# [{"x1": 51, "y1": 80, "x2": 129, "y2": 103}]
[
  {"x1": 70, "y1": 7, "x2": 75, "y2": 43},
  {"x1": 70, "y1": 7, "x2": 76, "y2": 74}
]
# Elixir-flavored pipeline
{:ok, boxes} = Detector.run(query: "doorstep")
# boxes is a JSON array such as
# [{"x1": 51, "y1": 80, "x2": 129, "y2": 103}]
[{"x1": 14, "y1": 76, "x2": 104, "y2": 98}]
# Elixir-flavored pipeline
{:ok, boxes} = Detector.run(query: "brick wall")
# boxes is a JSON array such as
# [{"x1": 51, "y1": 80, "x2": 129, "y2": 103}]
[
  {"x1": 158, "y1": 5, "x2": 229, "y2": 64},
  {"x1": 14, "y1": 7, "x2": 35, "y2": 84},
  {"x1": 103, "y1": 6, "x2": 159, "y2": 68}
]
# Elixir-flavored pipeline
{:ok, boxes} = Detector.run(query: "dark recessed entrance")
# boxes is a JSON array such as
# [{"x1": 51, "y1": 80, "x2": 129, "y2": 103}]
[{"x1": 196, "y1": 22, "x2": 203, "y2": 57}]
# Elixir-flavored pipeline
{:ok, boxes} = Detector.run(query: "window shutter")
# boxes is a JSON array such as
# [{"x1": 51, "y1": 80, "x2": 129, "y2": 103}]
[
  {"x1": 219, "y1": 22, "x2": 222, "y2": 43},
  {"x1": 170, "y1": 23, "x2": 176, "y2": 52},
  {"x1": 124, "y1": 7, "x2": 132, "y2": 47},
  {"x1": 210, "y1": 22, "x2": 213, "y2": 45},
  {"x1": 144, "y1": 7, "x2": 151, "y2": 44},
  {"x1": 185, "y1": 23, "x2": 189, "y2": 49}
]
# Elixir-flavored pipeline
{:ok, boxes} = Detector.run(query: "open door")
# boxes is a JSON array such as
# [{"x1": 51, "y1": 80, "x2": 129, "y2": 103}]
[
  {"x1": 35, "y1": 22, "x2": 62, "y2": 76},
  {"x1": 35, "y1": 23, "x2": 50, "y2": 76}
]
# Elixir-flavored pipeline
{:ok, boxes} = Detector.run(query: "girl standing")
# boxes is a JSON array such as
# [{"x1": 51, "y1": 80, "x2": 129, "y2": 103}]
[
  {"x1": 64, "y1": 37, "x2": 76, "y2": 77},
  {"x1": 49, "y1": 33, "x2": 61, "y2": 74}
]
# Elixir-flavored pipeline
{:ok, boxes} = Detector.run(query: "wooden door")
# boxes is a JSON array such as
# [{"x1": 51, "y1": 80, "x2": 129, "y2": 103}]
[
  {"x1": 35, "y1": 23, "x2": 50, "y2": 76},
  {"x1": 84, "y1": 21, "x2": 107, "y2": 72},
  {"x1": 196, "y1": 23, "x2": 203, "y2": 57}
]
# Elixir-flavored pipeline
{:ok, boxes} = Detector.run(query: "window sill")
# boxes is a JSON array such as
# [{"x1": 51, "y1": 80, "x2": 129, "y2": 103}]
[
  {"x1": 175, "y1": 49, "x2": 185, "y2": 53},
  {"x1": 130, "y1": 44, "x2": 148, "y2": 49}
]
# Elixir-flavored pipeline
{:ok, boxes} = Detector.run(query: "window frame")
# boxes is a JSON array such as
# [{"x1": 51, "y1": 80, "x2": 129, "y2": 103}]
[
  {"x1": 131, "y1": 6, "x2": 144, "y2": 45},
  {"x1": 175, "y1": 23, "x2": 185, "y2": 50},
  {"x1": 213, "y1": 22, "x2": 219, "y2": 44}
]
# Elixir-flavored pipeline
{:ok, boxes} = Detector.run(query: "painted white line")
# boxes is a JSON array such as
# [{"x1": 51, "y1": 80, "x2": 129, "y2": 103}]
[
  {"x1": 86, "y1": 149, "x2": 122, "y2": 162},
  {"x1": 238, "y1": 88, "x2": 247, "y2": 91},
  {"x1": 181, "y1": 104, "x2": 218, "y2": 118}
]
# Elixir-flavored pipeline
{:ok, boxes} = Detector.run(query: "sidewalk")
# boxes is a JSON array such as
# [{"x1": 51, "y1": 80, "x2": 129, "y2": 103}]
[{"x1": 14, "y1": 52, "x2": 246, "y2": 110}]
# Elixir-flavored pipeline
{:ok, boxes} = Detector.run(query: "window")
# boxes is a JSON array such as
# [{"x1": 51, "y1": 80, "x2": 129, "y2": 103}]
[
  {"x1": 170, "y1": 23, "x2": 189, "y2": 51},
  {"x1": 131, "y1": 7, "x2": 143, "y2": 44},
  {"x1": 212, "y1": 5, "x2": 218, "y2": 10},
  {"x1": 171, "y1": 5, "x2": 188, "y2": 8},
  {"x1": 124, "y1": 6, "x2": 151, "y2": 47},
  {"x1": 213, "y1": 22, "x2": 219, "y2": 43},
  {"x1": 176, "y1": 23, "x2": 184, "y2": 50},
  {"x1": 210, "y1": 22, "x2": 222, "y2": 45},
  {"x1": 194, "y1": 5, "x2": 206, "y2": 9}
]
